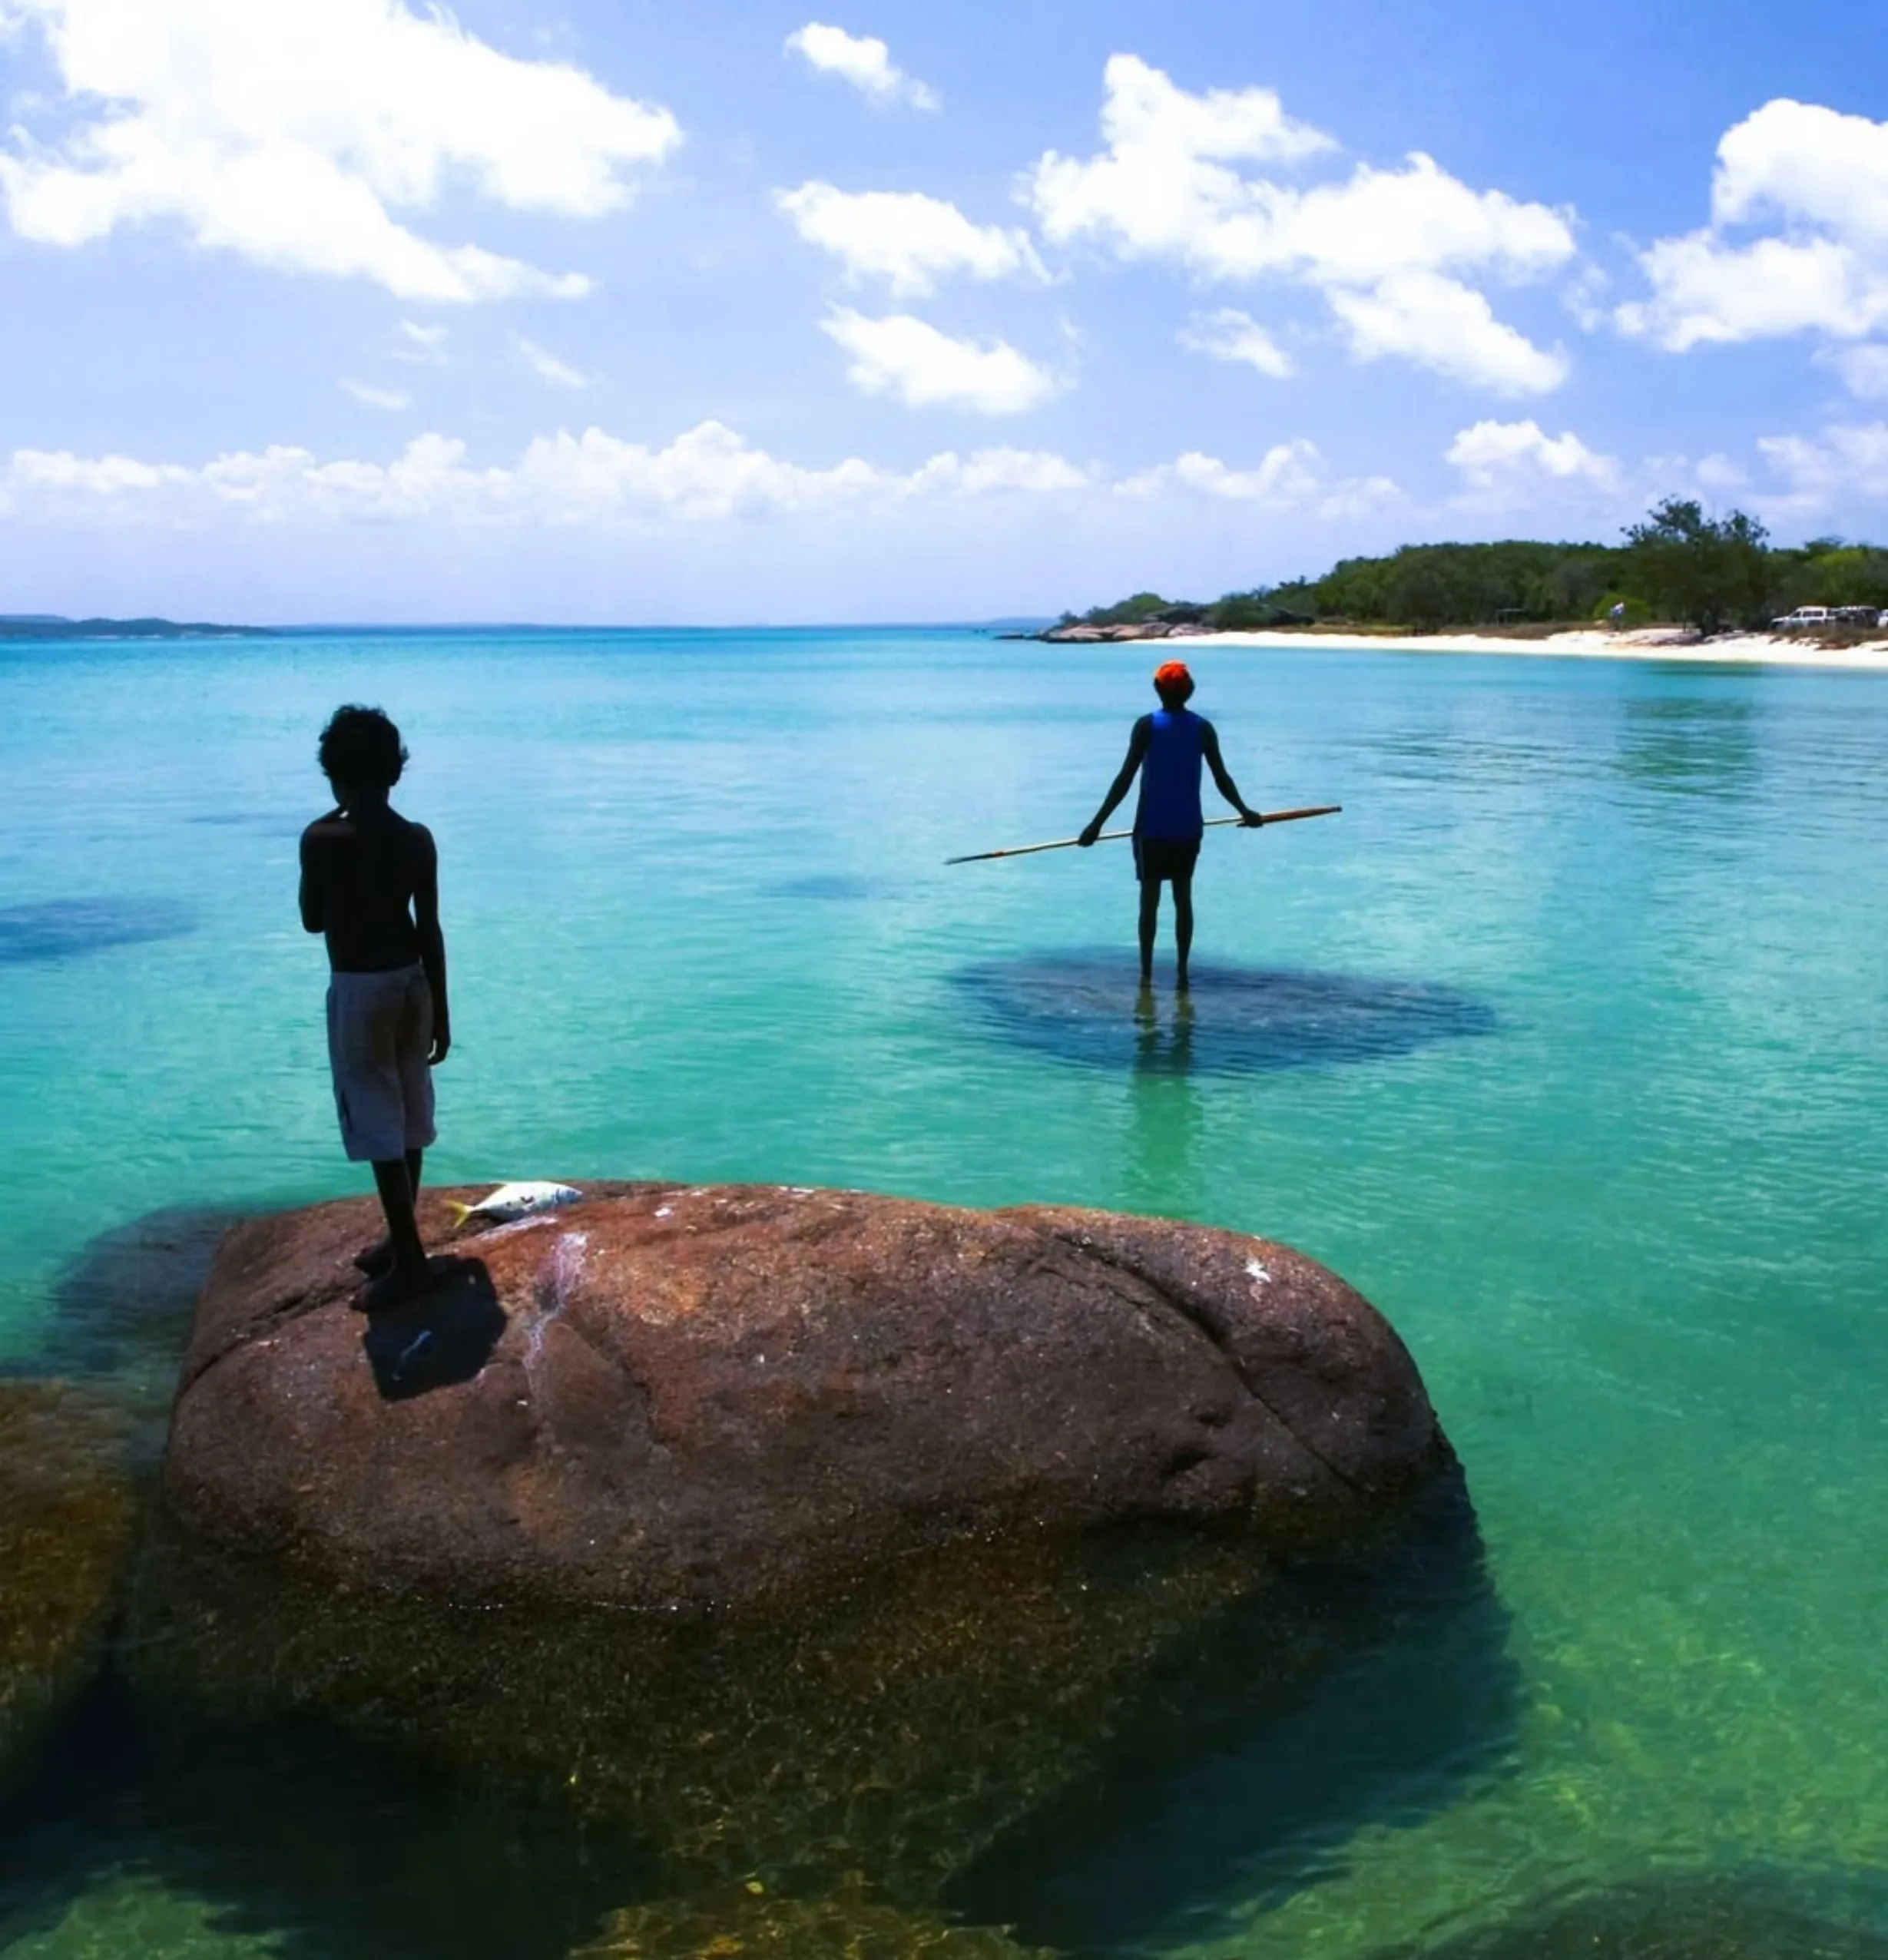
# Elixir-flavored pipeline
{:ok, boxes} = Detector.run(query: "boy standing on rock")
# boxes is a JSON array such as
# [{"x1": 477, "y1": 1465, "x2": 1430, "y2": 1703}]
[
  {"x1": 300, "y1": 705, "x2": 450, "y2": 1310},
  {"x1": 1079, "y1": 661, "x2": 1264, "y2": 990}
]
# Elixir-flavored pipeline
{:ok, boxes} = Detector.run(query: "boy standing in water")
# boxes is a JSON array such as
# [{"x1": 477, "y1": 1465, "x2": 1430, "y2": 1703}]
[
  {"x1": 300, "y1": 706, "x2": 450, "y2": 1309},
  {"x1": 1078, "y1": 661, "x2": 1263, "y2": 990}
]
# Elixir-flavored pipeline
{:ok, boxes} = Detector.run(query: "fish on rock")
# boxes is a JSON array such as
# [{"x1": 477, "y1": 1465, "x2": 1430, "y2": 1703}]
[{"x1": 446, "y1": 1182, "x2": 585, "y2": 1227}]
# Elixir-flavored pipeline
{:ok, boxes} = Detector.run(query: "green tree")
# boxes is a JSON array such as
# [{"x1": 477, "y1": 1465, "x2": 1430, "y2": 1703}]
[
  {"x1": 1801, "y1": 546, "x2": 1888, "y2": 609},
  {"x1": 1623, "y1": 498, "x2": 1774, "y2": 634}
]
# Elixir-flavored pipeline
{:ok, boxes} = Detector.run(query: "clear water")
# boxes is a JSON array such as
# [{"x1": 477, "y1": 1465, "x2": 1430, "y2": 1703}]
[{"x1": 1, "y1": 629, "x2": 1884, "y2": 1955}]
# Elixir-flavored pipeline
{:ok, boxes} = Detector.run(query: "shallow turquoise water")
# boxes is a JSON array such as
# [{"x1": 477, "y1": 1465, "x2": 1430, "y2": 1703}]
[{"x1": 1, "y1": 628, "x2": 1885, "y2": 1953}]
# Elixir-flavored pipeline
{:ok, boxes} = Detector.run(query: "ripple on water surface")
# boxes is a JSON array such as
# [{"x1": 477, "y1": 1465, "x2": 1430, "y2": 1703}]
[{"x1": 952, "y1": 949, "x2": 1498, "y2": 1077}]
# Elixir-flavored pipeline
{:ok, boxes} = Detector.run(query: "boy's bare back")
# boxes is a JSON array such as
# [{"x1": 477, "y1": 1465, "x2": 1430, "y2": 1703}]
[{"x1": 300, "y1": 804, "x2": 438, "y2": 977}]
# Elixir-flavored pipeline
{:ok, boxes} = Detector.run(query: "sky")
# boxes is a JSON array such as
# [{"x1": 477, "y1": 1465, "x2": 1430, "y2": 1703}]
[{"x1": 2, "y1": 0, "x2": 1887, "y2": 623}]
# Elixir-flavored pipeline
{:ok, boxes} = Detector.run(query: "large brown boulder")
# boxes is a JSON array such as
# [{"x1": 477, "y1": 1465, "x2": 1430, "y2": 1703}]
[
  {"x1": 161, "y1": 1180, "x2": 1446, "y2": 1607},
  {"x1": 134, "y1": 1181, "x2": 1463, "y2": 1893}
]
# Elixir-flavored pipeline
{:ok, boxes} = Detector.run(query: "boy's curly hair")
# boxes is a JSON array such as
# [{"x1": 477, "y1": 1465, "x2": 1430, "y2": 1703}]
[{"x1": 318, "y1": 705, "x2": 408, "y2": 790}]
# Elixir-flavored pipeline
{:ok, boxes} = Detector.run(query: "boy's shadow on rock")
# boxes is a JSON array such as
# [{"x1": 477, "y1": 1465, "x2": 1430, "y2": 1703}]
[{"x1": 361, "y1": 1260, "x2": 505, "y2": 1402}]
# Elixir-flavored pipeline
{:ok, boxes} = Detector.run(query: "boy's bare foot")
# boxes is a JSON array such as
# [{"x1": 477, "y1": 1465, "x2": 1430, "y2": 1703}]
[
  {"x1": 1176, "y1": 966, "x2": 1191, "y2": 993},
  {"x1": 359, "y1": 1258, "x2": 434, "y2": 1314},
  {"x1": 353, "y1": 1237, "x2": 394, "y2": 1277}
]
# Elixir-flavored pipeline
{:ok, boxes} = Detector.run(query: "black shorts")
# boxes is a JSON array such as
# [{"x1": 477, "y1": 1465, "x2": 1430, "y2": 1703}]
[{"x1": 1133, "y1": 834, "x2": 1201, "y2": 883}]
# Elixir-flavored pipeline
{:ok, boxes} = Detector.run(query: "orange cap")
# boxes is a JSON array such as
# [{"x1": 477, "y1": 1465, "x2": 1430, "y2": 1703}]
[{"x1": 1153, "y1": 660, "x2": 1194, "y2": 693}]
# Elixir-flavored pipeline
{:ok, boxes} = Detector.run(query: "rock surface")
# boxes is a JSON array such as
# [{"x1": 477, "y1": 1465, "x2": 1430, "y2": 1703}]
[
  {"x1": 0, "y1": 1380, "x2": 134, "y2": 1793},
  {"x1": 161, "y1": 1181, "x2": 1447, "y2": 1609}
]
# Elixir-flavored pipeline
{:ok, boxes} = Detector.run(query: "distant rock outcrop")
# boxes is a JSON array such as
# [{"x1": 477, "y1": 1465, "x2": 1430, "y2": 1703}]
[{"x1": 1039, "y1": 619, "x2": 1197, "y2": 643}]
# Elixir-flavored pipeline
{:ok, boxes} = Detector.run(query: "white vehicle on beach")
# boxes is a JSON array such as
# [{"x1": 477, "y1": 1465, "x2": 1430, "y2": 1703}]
[{"x1": 1772, "y1": 607, "x2": 1831, "y2": 630}]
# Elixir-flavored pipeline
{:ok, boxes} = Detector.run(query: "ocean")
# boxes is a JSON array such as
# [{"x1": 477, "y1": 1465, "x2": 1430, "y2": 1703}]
[{"x1": 0, "y1": 626, "x2": 1884, "y2": 1956}]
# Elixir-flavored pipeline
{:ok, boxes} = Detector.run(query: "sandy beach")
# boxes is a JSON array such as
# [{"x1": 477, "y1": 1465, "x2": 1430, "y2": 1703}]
[{"x1": 1187, "y1": 625, "x2": 1888, "y2": 670}]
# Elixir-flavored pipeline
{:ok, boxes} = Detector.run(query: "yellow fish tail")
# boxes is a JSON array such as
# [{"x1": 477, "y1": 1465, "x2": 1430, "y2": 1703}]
[{"x1": 445, "y1": 1200, "x2": 477, "y2": 1228}]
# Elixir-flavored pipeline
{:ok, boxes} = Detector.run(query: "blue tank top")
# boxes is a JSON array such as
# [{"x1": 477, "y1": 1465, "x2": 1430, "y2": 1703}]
[{"x1": 1136, "y1": 708, "x2": 1205, "y2": 839}]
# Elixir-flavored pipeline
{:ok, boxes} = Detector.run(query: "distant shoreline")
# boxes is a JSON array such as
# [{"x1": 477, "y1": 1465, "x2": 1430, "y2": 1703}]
[
  {"x1": 1186, "y1": 625, "x2": 1888, "y2": 671},
  {"x1": 0, "y1": 616, "x2": 273, "y2": 642},
  {"x1": 1019, "y1": 621, "x2": 1888, "y2": 672}
]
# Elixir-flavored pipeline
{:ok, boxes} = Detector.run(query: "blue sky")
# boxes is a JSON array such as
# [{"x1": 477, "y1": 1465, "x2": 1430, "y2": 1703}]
[{"x1": 2, "y1": 0, "x2": 1886, "y2": 622}]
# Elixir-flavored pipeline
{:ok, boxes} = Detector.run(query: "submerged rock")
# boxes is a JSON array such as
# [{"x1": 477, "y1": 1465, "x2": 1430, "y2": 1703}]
[
  {"x1": 0, "y1": 1380, "x2": 135, "y2": 1794},
  {"x1": 135, "y1": 1182, "x2": 1464, "y2": 1892},
  {"x1": 43, "y1": 1205, "x2": 241, "y2": 1461},
  {"x1": 570, "y1": 1875, "x2": 1056, "y2": 1958},
  {"x1": 1365, "y1": 1873, "x2": 1888, "y2": 1959}
]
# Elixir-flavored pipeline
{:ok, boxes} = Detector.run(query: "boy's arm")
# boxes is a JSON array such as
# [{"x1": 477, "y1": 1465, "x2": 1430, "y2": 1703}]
[
  {"x1": 298, "y1": 825, "x2": 327, "y2": 932},
  {"x1": 412, "y1": 825, "x2": 451, "y2": 1064},
  {"x1": 1078, "y1": 718, "x2": 1151, "y2": 845},
  {"x1": 1201, "y1": 722, "x2": 1263, "y2": 825}
]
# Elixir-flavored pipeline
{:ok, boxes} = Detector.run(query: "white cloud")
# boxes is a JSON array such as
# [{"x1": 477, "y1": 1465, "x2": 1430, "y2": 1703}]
[
  {"x1": 820, "y1": 309, "x2": 1062, "y2": 413},
  {"x1": 1694, "y1": 452, "x2": 1751, "y2": 491},
  {"x1": 1714, "y1": 98, "x2": 1888, "y2": 242},
  {"x1": 1116, "y1": 441, "x2": 1399, "y2": 518},
  {"x1": 1562, "y1": 263, "x2": 1611, "y2": 332},
  {"x1": 1330, "y1": 271, "x2": 1568, "y2": 394},
  {"x1": 10, "y1": 449, "x2": 193, "y2": 495},
  {"x1": 784, "y1": 23, "x2": 936, "y2": 110},
  {"x1": 905, "y1": 448, "x2": 1092, "y2": 494},
  {"x1": 1025, "y1": 55, "x2": 1574, "y2": 392},
  {"x1": 1754, "y1": 422, "x2": 1888, "y2": 515},
  {"x1": 515, "y1": 336, "x2": 589, "y2": 389},
  {"x1": 341, "y1": 378, "x2": 411, "y2": 410},
  {"x1": 0, "y1": 425, "x2": 1100, "y2": 524},
  {"x1": 395, "y1": 319, "x2": 449, "y2": 363},
  {"x1": 1619, "y1": 233, "x2": 1876, "y2": 349},
  {"x1": 0, "y1": 0, "x2": 681, "y2": 300},
  {"x1": 1178, "y1": 307, "x2": 1293, "y2": 379},
  {"x1": 1446, "y1": 419, "x2": 1618, "y2": 488},
  {"x1": 1118, "y1": 443, "x2": 1320, "y2": 502},
  {"x1": 1, "y1": 425, "x2": 1421, "y2": 528},
  {"x1": 774, "y1": 183, "x2": 1043, "y2": 297},
  {"x1": 1824, "y1": 344, "x2": 1888, "y2": 400},
  {"x1": 1621, "y1": 101, "x2": 1888, "y2": 351}
]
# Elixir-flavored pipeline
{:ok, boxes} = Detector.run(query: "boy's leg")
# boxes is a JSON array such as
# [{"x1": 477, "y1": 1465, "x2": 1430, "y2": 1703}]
[
  {"x1": 1173, "y1": 876, "x2": 1195, "y2": 989},
  {"x1": 361, "y1": 1157, "x2": 429, "y2": 1309},
  {"x1": 353, "y1": 1149, "x2": 423, "y2": 1276},
  {"x1": 1138, "y1": 875, "x2": 1161, "y2": 983}
]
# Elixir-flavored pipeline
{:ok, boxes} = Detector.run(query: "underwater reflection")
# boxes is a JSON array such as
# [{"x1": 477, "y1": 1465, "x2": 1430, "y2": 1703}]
[
  {"x1": 187, "y1": 813, "x2": 303, "y2": 835},
  {"x1": 950, "y1": 1472, "x2": 1522, "y2": 1952},
  {"x1": 18, "y1": 1207, "x2": 240, "y2": 1458},
  {"x1": 0, "y1": 1697, "x2": 651, "y2": 1960},
  {"x1": 760, "y1": 873, "x2": 896, "y2": 901},
  {"x1": 1125, "y1": 993, "x2": 1205, "y2": 1214},
  {"x1": 1612, "y1": 687, "x2": 1761, "y2": 800},
  {"x1": 955, "y1": 951, "x2": 1496, "y2": 1077},
  {"x1": 0, "y1": 897, "x2": 195, "y2": 966}
]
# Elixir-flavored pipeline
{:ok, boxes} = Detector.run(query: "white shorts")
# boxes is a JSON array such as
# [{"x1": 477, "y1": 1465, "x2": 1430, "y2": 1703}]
[{"x1": 326, "y1": 962, "x2": 437, "y2": 1163}]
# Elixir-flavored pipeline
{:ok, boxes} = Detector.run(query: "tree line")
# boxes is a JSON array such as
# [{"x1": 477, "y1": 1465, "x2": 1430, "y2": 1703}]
[{"x1": 1063, "y1": 502, "x2": 1888, "y2": 636}]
